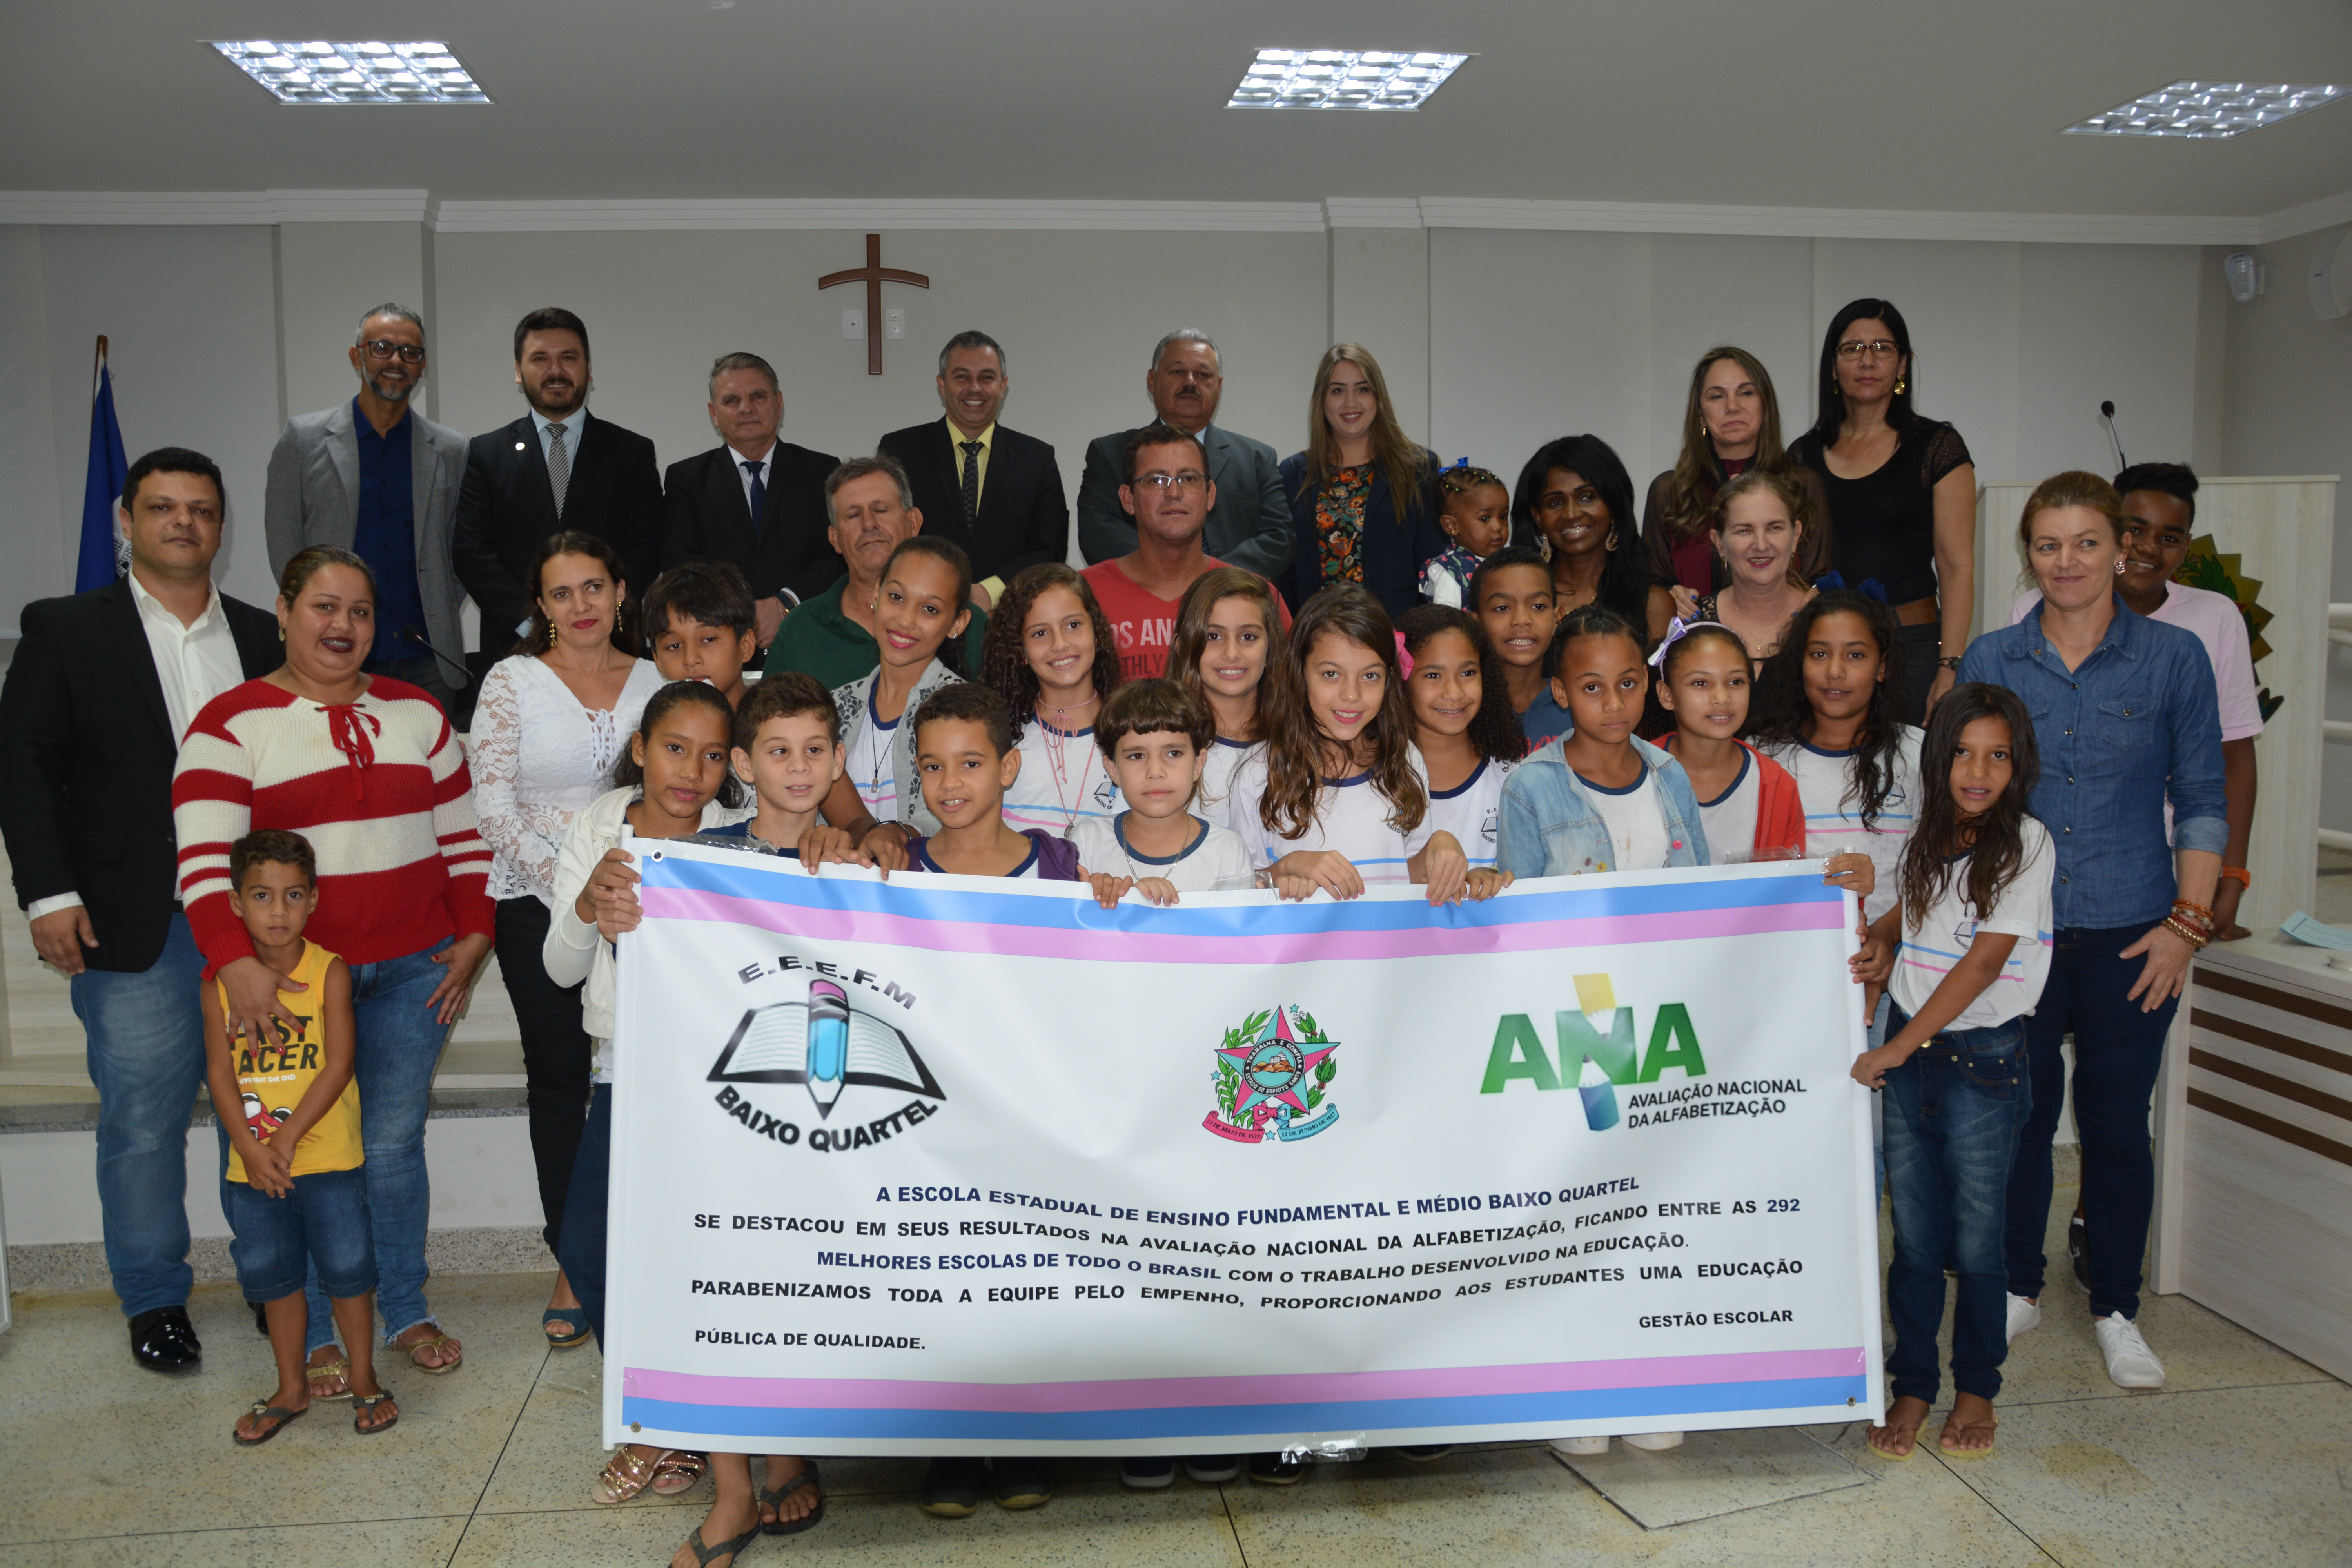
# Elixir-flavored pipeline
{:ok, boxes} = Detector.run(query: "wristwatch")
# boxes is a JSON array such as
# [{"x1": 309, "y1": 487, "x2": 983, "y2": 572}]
[{"x1": 1935, "y1": 655, "x2": 1964, "y2": 671}]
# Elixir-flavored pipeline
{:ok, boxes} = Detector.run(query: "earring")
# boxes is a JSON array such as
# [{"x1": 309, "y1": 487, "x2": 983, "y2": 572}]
[
  {"x1": 547, "y1": 618, "x2": 559, "y2": 648},
  {"x1": 277, "y1": 623, "x2": 285, "y2": 642},
  {"x1": 1605, "y1": 531, "x2": 1619, "y2": 553},
  {"x1": 2115, "y1": 559, "x2": 2126, "y2": 575},
  {"x1": 1894, "y1": 376, "x2": 1907, "y2": 396}
]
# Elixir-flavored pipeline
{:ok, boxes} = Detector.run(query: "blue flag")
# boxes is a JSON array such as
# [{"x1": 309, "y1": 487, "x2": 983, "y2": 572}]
[{"x1": 76, "y1": 353, "x2": 129, "y2": 593}]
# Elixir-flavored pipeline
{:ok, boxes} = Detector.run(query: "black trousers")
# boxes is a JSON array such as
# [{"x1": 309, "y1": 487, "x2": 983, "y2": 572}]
[{"x1": 495, "y1": 896, "x2": 594, "y2": 1253}]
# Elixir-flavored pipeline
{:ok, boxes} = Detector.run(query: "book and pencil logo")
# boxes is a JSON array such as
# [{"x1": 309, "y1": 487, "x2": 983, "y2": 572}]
[
  {"x1": 1206, "y1": 1004, "x2": 1340, "y2": 1144},
  {"x1": 708, "y1": 978, "x2": 945, "y2": 1122}
]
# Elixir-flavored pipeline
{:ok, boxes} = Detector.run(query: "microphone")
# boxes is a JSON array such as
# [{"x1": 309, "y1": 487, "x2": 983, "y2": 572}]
[
  {"x1": 2099, "y1": 401, "x2": 2129, "y2": 472},
  {"x1": 398, "y1": 626, "x2": 475, "y2": 684}
]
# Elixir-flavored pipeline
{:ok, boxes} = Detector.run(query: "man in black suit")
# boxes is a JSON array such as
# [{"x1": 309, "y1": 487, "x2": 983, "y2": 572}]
[
  {"x1": 0, "y1": 448, "x2": 280, "y2": 1371},
  {"x1": 658, "y1": 351, "x2": 838, "y2": 651},
  {"x1": 1076, "y1": 329, "x2": 1293, "y2": 582},
  {"x1": 878, "y1": 330, "x2": 1069, "y2": 608},
  {"x1": 452, "y1": 307, "x2": 662, "y2": 660}
]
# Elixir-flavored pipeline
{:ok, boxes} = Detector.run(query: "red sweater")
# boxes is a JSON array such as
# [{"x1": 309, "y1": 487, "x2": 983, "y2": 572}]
[
  {"x1": 1661, "y1": 735, "x2": 1806, "y2": 858},
  {"x1": 172, "y1": 677, "x2": 494, "y2": 971}
]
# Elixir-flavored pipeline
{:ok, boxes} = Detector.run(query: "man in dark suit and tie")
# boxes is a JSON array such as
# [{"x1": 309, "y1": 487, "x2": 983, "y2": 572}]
[
  {"x1": 0, "y1": 448, "x2": 280, "y2": 1371},
  {"x1": 877, "y1": 330, "x2": 1068, "y2": 608},
  {"x1": 451, "y1": 307, "x2": 662, "y2": 656},
  {"x1": 658, "y1": 351, "x2": 838, "y2": 651},
  {"x1": 1076, "y1": 329, "x2": 1293, "y2": 582}
]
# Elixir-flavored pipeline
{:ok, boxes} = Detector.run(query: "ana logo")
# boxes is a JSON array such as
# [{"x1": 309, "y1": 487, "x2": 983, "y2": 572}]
[
  {"x1": 1205, "y1": 1004, "x2": 1339, "y2": 1144},
  {"x1": 1479, "y1": 973, "x2": 1707, "y2": 1133},
  {"x1": 710, "y1": 977, "x2": 945, "y2": 1125}
]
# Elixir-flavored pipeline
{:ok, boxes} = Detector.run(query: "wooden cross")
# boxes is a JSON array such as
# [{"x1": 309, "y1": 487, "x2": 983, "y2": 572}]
[{"x1": 819, "y1": 233, "x2": 929, "y2": 376}]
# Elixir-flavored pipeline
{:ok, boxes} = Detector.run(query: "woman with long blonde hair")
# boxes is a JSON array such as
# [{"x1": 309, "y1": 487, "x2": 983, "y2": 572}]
[{"x1": 1279, "y1": 343, "x2": 1445, "y2": 621}]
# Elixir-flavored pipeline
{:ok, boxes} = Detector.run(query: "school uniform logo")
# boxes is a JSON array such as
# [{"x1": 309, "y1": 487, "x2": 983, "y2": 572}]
[
  {"x1": 707, "y1": 971, "x2": 947, "y2": 1152},
  {"x1": 1205, "y1": 1004, "x2": 1339, "y2": 1143}
]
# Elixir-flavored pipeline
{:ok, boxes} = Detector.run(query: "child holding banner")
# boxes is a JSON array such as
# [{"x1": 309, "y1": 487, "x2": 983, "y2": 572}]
[
  {"x1": 978, "y1": 564, "x2": 1124, "y2": 841},
  {"x1": 1851, "y1": 683, "x2": 2054, "y2": 1461},
  {"x1": 821, "y1": 537, "x2": 973, "y2": 856},
  {"x1": 1399, "y1": 604, "x2": 1526, "y2": 872},
  {"x1": 1074, "y1": 679, "x2": 1256, "y2": 907},
  {"x1": 1169, "y1": 566, "x2": 1285, "y2": 820},
  {"x1": 695, "y1": 672, "x2": 875, "y2": 870}
]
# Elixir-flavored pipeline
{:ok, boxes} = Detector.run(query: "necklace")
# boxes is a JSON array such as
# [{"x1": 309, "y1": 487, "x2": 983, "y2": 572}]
[
  {"x1": 863, "y1": 672, "x2": 894, "y2": 810},
  {"x1": 1036, "y1": 702, "x2": 1100, "y2": 840}
]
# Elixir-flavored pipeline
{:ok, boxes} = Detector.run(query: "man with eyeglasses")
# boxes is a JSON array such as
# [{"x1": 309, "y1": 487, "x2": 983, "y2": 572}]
[
  {"x1": 1080, "y1": 423, "x2": 1290, "y2": 682},
  {"x1": 265, "y1": 303, "x2": 472, "y2": 714},
  {"x1": 1076, "y1": 330, "x2": 1293, "y2": 581}
]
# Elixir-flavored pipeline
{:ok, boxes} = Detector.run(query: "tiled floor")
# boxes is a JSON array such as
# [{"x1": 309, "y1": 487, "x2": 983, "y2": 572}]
[{"x1": 2, "y1": 1186, "x2": 2343, "y2": 1568}]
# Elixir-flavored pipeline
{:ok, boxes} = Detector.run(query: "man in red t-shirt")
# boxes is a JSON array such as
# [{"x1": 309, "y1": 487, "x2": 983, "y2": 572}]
[{"x1": 1081, "y1": 423, "x2": 1288, "y2": 681}]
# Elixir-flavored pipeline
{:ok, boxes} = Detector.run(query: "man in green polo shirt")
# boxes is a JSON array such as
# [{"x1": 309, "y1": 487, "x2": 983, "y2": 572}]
[{"x1": 763, "y1": 454, "x2": 989, "y2": 689}]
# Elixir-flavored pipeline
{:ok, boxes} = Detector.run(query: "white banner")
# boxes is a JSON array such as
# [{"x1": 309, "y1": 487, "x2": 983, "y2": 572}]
[{"x1": 606, "y1": 843, "x2": 1880, "y2": 1455}]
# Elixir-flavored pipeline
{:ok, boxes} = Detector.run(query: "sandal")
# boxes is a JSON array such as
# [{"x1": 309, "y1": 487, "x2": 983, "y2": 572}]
[
  {"x1": 543, "y1": 1308, "x2": 590, "y2": 1350},
  {"x1": 680, "y1": 1521, "x2": 760, "y2": 1568},
  {"x1": 759, "y1": 1462, "x2": 825, "y2": 1536},
  {"x1": 232, "y1": 1401, "x2": 306, "y2": 1446},
  {"x1": 595, "y1": 1445, "x2": 683, "y2": 1506},
  {"x1": 396, "y1": 1328, "x2": 464, "y2": 1374},
  {"x1": 653, "y1": 1450, "x2": 709, "y2": 1495},
  {"x1": 304, "y1": 1356, "x2": 352, "y2": 1402},
  {"x1": 352, "y1": 1390, "x2": 399, "y2": 1436}
]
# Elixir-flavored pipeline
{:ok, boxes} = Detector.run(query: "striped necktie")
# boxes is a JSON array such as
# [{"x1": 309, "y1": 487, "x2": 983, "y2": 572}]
[
  {"x1": 546, "y1": 420, "x2": 572, "y2": 517},
  {"x1": 959, "y1": 440, "x2": 983, "y2": 524}
]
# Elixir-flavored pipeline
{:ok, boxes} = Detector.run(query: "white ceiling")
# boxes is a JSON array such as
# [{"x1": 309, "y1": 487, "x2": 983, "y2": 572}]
[{"x1": 5, "y1": 0, "x2": 2350, "y2": 218}]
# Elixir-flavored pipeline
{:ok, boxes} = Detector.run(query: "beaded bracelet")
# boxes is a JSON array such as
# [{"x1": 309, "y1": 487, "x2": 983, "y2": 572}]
[
  {"x1": 2162, "y1": 916, "x2": 2212, "y2": 950},
  {"x1": 2171, "y1": 899, "x2": 2217, "y2": 932}
]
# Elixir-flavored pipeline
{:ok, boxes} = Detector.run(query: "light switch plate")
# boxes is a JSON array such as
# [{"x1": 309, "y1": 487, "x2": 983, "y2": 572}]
[
  {"x1": 885, "y1": 308, "x2": 906, "y2": 340},
  {"x1": 841, "y1": 308, "x2": 866, "y2": 340}
]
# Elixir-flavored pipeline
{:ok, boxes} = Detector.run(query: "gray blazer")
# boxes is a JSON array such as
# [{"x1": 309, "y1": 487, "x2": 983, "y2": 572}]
[
  {"x1": 1075, "y1": 423, "x2": 1294, "y2": 582},
  {"x1": 265, "y1": 399, "x2": 472, "y2": 688}
]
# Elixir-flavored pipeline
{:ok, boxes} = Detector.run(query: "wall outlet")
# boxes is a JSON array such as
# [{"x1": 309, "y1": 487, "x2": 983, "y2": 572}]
[
  {"x1": 840, "y1": 308, "x2": 865, "y2": 340},
  {"x1": 885, "y1": 308, "x2": 906, "y2": 340}
]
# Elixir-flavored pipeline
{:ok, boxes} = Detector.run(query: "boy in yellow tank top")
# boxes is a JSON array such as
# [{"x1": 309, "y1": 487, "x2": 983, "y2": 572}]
[{"x1": 201, "y1": 831, "x2": 397, "y2": 1441}]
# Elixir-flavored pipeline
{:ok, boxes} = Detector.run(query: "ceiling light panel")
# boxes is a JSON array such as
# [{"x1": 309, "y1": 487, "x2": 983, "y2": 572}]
[
  {"x1": 2063, "y1": 80, "x2": 2344, "y2": 140},
  {"x1": 1229, "y1": 50, "x2": 1469, "y2": 111},
  {"x1": 210, "y1": 40, "x2": 491, "y2": 105}
]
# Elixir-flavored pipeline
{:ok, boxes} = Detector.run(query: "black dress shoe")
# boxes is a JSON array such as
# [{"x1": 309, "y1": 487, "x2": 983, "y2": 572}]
[{"x1": 129, "y1": 1305, "x2": 203, "y2": 1372}]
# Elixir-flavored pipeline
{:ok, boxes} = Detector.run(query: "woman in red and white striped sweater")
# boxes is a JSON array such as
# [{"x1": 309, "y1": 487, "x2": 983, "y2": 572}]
[{"x1": 173, "y1": 546, "x2": 493, "y2": 1390}]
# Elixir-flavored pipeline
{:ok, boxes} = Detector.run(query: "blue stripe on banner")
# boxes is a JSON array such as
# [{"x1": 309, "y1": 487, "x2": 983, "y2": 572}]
[
  {"x1": 636, "y1": 854, "x2": 1844, "y2": 936},
  {"x1": 623, "y1": 1376, "x2": 1866, "y2": 1440}
]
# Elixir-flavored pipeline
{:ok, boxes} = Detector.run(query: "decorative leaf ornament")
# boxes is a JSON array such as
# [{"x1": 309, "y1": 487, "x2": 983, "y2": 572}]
[{"x1": 2174, "y1": 535, "x2": 2284, "y2": 722}]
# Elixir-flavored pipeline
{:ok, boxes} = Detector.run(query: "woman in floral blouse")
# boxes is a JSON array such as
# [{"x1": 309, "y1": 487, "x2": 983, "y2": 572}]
[{"x1": 1278, "y1": 343, "x2": 1445, "y2": 621}]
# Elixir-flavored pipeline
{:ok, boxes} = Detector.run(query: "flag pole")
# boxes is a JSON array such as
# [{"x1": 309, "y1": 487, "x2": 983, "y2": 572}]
[{"x1": 93, "y1": 334, "x2": 106, "y2": 397}]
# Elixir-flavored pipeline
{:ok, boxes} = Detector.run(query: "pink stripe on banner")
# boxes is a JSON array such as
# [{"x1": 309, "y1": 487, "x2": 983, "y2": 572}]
[
  {"x1": 639, "y1": 887, "x2": 1838, "y2": 962},
  {"x1": 624, "y1": 1348, "x2": 1867, "y2": 1413}
]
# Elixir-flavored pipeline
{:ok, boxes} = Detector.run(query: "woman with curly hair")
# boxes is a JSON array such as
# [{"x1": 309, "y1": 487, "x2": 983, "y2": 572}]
[{"x1": 978, "y1": 563, "x2": 1124, "y2": 840}]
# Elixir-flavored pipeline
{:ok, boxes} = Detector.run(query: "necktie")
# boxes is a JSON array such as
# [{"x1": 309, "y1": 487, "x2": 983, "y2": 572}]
[
  {"x1": 742, "y1": 459, "x2": 767, "y2": 539},
  {"x1": 546, "y1": 421, "x2": 571, "y2": 517},
  {"x1": 959, "y1": 440, "x2": 983, "y2": 524}
]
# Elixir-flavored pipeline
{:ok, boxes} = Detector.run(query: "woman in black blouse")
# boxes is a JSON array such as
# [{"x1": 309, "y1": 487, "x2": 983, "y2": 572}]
[{"x1": 1790, "y1": 299, "x2": 1976, "y2": 720}]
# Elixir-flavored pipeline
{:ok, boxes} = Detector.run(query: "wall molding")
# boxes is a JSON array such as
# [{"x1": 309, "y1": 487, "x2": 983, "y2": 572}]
[{"x1": 4, "y1": 187, "x2": 2345, "y2": 245}]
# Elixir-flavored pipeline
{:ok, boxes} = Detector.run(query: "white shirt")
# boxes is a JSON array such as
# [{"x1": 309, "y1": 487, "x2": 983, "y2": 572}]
[
  {"x1": 1003, "y1": 716, "x2": 1120, "y2": 838},
  {"x1": 470, "y1": 655, "x2": 667, "y2": 904},
  {"x1": 1422, "y1": 757, "x2": 1515, "y2": 868},
  {"x1": 531, "y1": 406, "x2": 584, "y2": 474},
  {"x1": 1576, "y1": 767, "x2": 1671, "y2": 872},
  {"x1": 1692, "y1": 747, "x2": 1762, "y2": 866},
  {"x1": 1891, "y1": 819, "x2": 2056, "y2": 1031},
  {"x1": 1198, "y1": 736, "x2": 1260, "y2": 820},
  {"x1": 1226, "y1": 746, "x2": 1436, "y2": 887},
  {"x1": 1761, "y1": 728, "x2": 1923, "y2": 926},
  {"x1": 30, "y1": 572, "x2": 246, "y2": 922},
  {"x1": 731, "y1": 439, "x2": 778, "y2": 514},
  {"x1": 1072, "y1": 813, "x2": 1258, "y2": 892}
]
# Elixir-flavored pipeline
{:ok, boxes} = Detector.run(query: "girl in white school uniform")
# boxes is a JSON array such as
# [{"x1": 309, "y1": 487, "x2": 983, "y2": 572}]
[
  {"x1": 1170, "y1": 566, "x2": 1287, "y2": 820},
  {"x1": 1398, "y1": 604, "x2": 1525, "y2": 870},
  {"x1": 1227, "y1": 585, "x2": 1486, "y2": 905},
  {"x1": 978, "y1": 564, "x2": 1124, "y2": 841},
  {"x1": 818, "y1": 537, "x2": 971, "y2": 861}
]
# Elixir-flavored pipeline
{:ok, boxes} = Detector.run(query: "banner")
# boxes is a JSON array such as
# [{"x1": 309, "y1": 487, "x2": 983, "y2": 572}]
[{"x1": 607, "y1": 844, "x2": 1881, "y2": 1455}]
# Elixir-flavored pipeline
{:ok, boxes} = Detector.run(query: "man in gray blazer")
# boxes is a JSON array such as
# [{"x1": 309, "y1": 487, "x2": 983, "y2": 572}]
[
  {"x1": 1076, "y1": 329, "x2": 1294, "y2": 582},
  {"x1": 265, "y1": 302, "x2": 472, "y2": 713}
]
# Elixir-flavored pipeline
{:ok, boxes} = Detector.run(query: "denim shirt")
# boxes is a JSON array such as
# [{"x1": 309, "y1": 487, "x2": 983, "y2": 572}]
[
  {"x1": 1956, "y1": 596, "x2": 2225, "y2": 930},
  {"x1": 1495, "y1": 734, "x2": 1711, "y2": 878}
]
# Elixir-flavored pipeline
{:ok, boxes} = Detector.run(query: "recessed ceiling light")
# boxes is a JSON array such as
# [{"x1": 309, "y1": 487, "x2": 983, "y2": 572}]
[
  {"x1": 1228, "y1": 50, "x2": 1469, "y2": 111},
  {"x1": 2063, "y1": 79, "x2": 2344, "y2": 139},
  {"x1": 209, "y1": 40, "x2": 491, "y2": 105}
]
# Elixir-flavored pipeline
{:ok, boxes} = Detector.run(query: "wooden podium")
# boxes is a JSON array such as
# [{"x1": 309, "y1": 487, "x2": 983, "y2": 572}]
[{"x1": 1974, "y1": 475, "x2": 2341, "y2": 1341}]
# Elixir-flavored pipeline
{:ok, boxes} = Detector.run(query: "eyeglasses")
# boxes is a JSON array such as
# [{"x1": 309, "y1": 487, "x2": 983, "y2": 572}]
[
  {"x1": 1835, "y1": 339, "x2": 1900, "y2": 362},
  {"x1": 362, "y1": 340, "x2": 426, "y2": 364},
  {"x1": 1132, "y1": 473, "x2": 1208, "y2": 492}
]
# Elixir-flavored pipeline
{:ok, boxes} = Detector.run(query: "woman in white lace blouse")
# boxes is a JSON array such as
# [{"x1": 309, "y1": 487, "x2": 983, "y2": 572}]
[{"x1": 472, "y1": 532, "x2": 664, "y2": 1350}]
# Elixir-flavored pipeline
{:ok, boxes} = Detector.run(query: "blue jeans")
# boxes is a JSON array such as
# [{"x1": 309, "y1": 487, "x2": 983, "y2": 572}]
[
  {"x1": 555, "y1": 1083, "x2": 612, "y2": 1346},
  {"x1": 1882, "y1": 1007, "x2": 2031, "y2": 1404},
  {"x1": 2007, "y1": 924, "x2": 2178, "y2": 1320},
  {"x1": 303, "y1": 938, "x2": 453, "y2": 1354},
  {"x1": 223, "y1": 1166, "x2": 377, "y2": 1302},
  {"x1": 72, "y1": 914, "x2": 209, "y2": 1318}
]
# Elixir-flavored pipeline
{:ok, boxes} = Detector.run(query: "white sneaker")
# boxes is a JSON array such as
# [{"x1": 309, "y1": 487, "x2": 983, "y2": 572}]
[
  {"x1": 1622, "y1": 1430, "x2": 1684, "y2": 1452},
  {"x1": 2005, "y1": 1293, "x2": 2042, "y2": 1343},
  {"x1": 2095, "y1": 1312, "x2": 2166, "y2": 1388},
  {"x1": 1549, "y1": 1435, "x2": 1608, "y2": 1456}
]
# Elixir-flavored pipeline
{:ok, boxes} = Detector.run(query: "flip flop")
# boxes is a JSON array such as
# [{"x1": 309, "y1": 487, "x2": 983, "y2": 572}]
[
  {"x1": 1864, "y1": 1430, "x2": 1918, "y2": 1461},
  {"x1": 233, "y1": 1401, "x2": 307, "y2": 1446},
  {"x1": 352, "y1": 1390, "x2": 399, "y2": 1435},
  {"x1": 543, "y1": 1308, "x2": 591, "y2": 1349},
  {"x1": 681, "y1": 1521, "x2": 761, "y2": 1568},
  {"x1": 1938, "y1": 1427, "x2": 1997, "y2": 1459},
  {"x1": 759, "y1": 1462, "x2": 825, "y2": 1535},
  {"x1": 397, "y1": 1328, "x2": 464, "y2": 1374}
]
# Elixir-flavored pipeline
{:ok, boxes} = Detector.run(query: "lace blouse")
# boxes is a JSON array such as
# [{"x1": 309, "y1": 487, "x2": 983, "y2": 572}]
[{"x1": 471, "y1": 654, "x2": 666, "y2": 904}]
